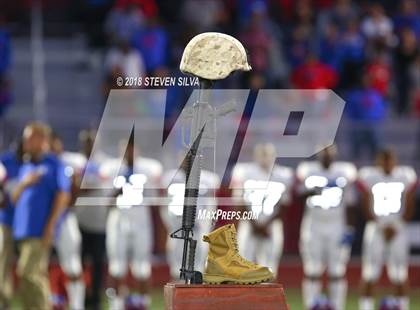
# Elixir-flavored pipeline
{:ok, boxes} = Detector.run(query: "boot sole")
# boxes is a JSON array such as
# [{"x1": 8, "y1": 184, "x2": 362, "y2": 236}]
[{"x1": 203, "y1": 273, "x2": 273, "y2": 285}]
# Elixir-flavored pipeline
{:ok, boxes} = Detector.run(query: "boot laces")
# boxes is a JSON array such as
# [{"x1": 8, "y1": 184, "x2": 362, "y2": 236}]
[{"x1": 230, "y1": 232, "x2": 258, "y2": 268}]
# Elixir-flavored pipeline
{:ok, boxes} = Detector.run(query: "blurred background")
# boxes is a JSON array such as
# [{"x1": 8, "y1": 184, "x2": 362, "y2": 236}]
[
  {"x1": 0, "y1": 0, "x2": 419, "y2": 308},
  {"x1": 0, "y1": 0, "x2": 419, "y2": 165}
]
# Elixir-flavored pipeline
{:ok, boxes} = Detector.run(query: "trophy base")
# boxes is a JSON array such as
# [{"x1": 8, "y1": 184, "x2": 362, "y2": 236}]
[{"x1": 164, "y1": 282, "x2": 289, "y2": 310}]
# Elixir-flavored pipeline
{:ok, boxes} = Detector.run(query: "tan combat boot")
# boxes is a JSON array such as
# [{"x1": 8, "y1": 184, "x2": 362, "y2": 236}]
[{"x1": 202, "y1": 223, "x2": 274, "y2": 284}]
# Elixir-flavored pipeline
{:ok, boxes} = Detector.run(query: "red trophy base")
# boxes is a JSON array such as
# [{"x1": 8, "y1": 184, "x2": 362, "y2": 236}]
[{"x1": 164, "y1": 282, "x2": 289, "y2": 310}]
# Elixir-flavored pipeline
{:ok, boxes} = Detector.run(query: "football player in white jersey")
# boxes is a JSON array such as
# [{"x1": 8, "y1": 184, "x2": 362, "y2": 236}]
[
  {"x1": 358, "y1": 149, "x2": 417, "y2": 310},
  {"x1": 234, "y1": 143, "x2": 293, "y2": 278},
  {"x1": 297, "y1": 145, "x2": 357, "y2": 310},
  {"x1": 160, "y1": 160, "x2": 220, "y2": 279},
  {"x1": 104, "y1": 135, "x2": 162, "y2": 310},
  {"x1": 50, "y1": 134, "x2": 86, "y2": 310}
]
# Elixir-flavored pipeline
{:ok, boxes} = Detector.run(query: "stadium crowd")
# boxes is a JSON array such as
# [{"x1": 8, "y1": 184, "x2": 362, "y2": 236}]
[
  {"x1": 0, "y1": 1, "x2": 419, "y2": 310},
  {"x1": 101, "y1": 0, "x2": 420, "y2": 160},
  {"x1": 1, "y1": 0, "x2": 419, "y2": 158},
  {"x1": 0, "y1": 15, "x2": 11, "y2": 118}
]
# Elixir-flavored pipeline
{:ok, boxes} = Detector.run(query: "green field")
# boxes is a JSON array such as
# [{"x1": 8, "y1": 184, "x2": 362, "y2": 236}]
[
  {"x1": 283, "y1": 289, "x2": 420, "y2": 310},
  {"x1": 10, "y1": 288, "x2": 420, "y2": 309},
  {"x1": 146, "y1": 287, "x2": 420, "y2": 310}
]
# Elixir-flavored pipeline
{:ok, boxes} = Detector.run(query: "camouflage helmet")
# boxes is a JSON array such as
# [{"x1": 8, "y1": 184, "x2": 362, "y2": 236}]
[{"x1": 180, "y1": 32, "x2": 251, "y2": 80}]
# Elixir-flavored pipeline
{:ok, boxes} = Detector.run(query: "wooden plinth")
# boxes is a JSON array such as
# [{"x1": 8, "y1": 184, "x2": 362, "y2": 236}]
[{"x1": 164, "y1": 282, "x2": 289, "y2": 310}]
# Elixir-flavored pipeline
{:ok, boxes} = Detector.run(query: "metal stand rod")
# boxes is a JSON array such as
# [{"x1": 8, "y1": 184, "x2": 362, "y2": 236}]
[{"x1": 170, "y1": 79, "x2": 212, "y2": 284}]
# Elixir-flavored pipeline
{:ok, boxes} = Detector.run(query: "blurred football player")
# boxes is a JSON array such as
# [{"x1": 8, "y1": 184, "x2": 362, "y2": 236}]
[
  {"x1": 297, "y1": 145, "x2": 357, "y2": 310},
  {"x1": 50, "y1": 133, "x2": 85, "y2": 310},
  {"x1": 75, "y1": 130, "x2": 108, "y2": 310},
  {"x1": 0, "y1": 142, "x2": 23, "y2": 308},
  {"x1": 358, "y1": 149, "x2": 417, "y2": 310},
  {"x1": 160, "y1": 156, "x2": 220, "y2": 279},
  {"x1": 12, "y1": 122, "x2": 70, "y2": 309},
  {"x1": 104, "y1": 134, "x2": 162, "y2": 310},
  {"x1": 235, "y1": 143, "x2": 293, "y2": 278}
]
